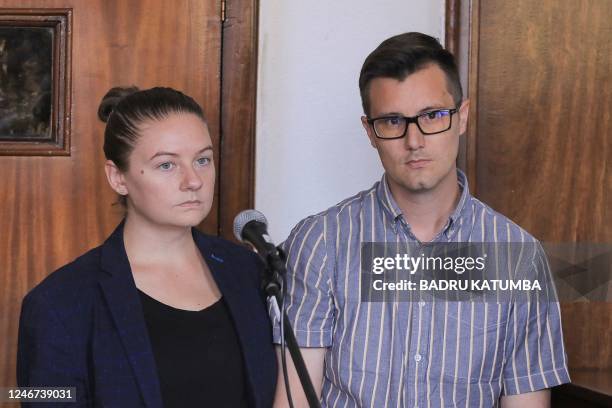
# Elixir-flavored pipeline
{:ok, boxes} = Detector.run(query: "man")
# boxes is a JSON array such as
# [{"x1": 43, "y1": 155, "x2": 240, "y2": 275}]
[{"x1": 273, "y1": 32, "x2": 570, "y2": 407}]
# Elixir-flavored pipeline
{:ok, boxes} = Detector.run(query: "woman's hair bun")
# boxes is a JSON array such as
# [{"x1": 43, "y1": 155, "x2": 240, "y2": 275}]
[{"x1": 97, "y1": 86, "x2": 140, "y2": 122}]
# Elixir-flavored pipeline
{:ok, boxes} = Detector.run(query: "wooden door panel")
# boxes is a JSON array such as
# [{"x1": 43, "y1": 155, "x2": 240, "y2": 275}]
[
  {"x1": 448, "y1": 0, "x2": 611, "y2": 372},
  {"x1": 0, "y1": 0, "x2": 222, "y2": 390},
  {"x1": 476, "y1": 0, "x2": 610, "y2": 243}
]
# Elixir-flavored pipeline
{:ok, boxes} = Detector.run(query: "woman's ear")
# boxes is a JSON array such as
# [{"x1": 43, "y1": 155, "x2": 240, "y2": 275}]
[{"x1": 104, "y1": 160, "x2": 128, "y2": 196}]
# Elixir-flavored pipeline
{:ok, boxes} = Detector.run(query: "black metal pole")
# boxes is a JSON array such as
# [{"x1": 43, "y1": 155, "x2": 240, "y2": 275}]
[{"x1": 264, "y1": 256, "x2": 321, "y2": 408}]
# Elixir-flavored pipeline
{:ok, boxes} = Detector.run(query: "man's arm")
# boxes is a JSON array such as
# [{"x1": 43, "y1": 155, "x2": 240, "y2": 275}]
[
  {"x1": 273, "y1": 346, "x2": 326, "y2": 408},
  {"x1": 271, "y1": 215, "x2": 334, "y2": 406},
  {"x1": 500, "y1": 243, "x2": 569, "y2": 403},
  {"x1": 500, "y1": 389, "x2": 550, "y2": 408}
]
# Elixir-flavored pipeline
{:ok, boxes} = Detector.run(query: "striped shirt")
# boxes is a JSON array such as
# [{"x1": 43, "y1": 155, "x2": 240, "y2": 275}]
[{"x1": 272, "y1": 170, "x2": 570, "y2": 407}]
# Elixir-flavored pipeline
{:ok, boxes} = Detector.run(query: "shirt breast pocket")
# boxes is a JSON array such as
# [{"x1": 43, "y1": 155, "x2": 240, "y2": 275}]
[{"x1": 441, "y1": 302, "x2": 509, "y2": 383}]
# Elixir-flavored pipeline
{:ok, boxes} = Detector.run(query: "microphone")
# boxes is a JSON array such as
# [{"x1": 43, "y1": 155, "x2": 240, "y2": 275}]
[
  {"x1": 233, "y1": 209, "x2": 277, "y2": 259},
  {"x1": 233, "y1": 210, "x2": 322, "y2": 408},
  {"x1": 233, "y1": 209, "x2": 285, "y2": 318},
  {"x1": 233, "y1": 209, "x2": 287, "y2": 290}
]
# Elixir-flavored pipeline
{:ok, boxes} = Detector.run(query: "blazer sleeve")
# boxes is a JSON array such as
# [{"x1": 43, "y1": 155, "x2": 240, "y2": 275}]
[{"x1": 17, "y1": 290, "x2": 91, "y2": 407}]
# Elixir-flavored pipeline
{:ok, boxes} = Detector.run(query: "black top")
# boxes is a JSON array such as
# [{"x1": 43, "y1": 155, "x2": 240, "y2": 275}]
[{"x1": 138, "y1": 290, "x2": 249, "y2": 408}]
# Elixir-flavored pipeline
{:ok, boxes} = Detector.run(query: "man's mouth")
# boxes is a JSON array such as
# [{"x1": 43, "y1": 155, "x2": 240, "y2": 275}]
[{"x1": 405, "y1": 159, "x2": 431, "y2": 169}]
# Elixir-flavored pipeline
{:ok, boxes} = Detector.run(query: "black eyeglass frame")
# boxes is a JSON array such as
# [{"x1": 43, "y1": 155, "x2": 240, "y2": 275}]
[{"x1": 366, "y1": 108, "x2": 458, "y2": 139}]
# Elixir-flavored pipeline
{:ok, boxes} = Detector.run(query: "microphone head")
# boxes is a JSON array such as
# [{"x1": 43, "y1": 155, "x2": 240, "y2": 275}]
[{"x1": 233, "y1": 209, "x2": 268, "y2": 242}]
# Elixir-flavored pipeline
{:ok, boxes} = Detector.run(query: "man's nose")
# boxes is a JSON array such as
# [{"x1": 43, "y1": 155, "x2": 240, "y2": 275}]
[{"x1": 404, "y1": 122, "x2": 425, "y2": 150}]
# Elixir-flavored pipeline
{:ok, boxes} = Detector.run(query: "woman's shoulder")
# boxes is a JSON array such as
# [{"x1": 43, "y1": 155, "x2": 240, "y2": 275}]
[
  {"x1": 193, "y1": 230, "x2": 265, "y2": 282},
  {"x1": 23, "y1": 246, "x2": 103, "y2": 313},
  {"x1": 194, "y1": 229, "x2": 260, "y2": 262}
]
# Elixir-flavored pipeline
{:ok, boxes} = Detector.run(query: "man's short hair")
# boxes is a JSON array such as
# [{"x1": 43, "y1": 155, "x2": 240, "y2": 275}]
[{"x1": 359, "y1": 32, "x2": 463, "y2": 116}]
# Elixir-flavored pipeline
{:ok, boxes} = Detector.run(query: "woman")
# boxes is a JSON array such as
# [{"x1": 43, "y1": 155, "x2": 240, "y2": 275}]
[{"x1": 17, "y1": 87, "x2": 277, "y2": 407}]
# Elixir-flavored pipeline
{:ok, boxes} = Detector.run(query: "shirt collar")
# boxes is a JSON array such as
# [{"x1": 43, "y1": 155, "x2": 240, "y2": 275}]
[
  {"x1": 450, "y1": 169, "x2": 471, "y2": 226},
  {"x1": 376, "y1": 173, "x2": 403, "y2": 224},
  {"x1": 376, "y1": 169, "x2": 473, "y2": 234}
]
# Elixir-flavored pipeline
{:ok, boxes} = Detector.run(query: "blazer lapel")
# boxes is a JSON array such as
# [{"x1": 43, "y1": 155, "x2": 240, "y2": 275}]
[
  {"x1": 98, "y1": 222, "x2": 163, "y2": 408},
  {"x1": 193, "y1": 231, "x2": 263, "y2": 407}
]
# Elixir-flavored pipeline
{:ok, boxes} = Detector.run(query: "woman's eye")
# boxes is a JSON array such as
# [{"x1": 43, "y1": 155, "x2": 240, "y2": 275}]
[
  {"x1": 158, "y1": 162, "x2": 174, "y2": 170},
  {"x1": 196, "y1": 157, "x2": 211, "y2": 166}
]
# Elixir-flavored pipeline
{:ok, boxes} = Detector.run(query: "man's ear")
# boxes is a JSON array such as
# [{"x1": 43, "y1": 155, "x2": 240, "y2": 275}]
[
  {"x1": 361, "y1": 116, "x2": 378, "y2": 149},
  {"x1": 104, "y1": 160, "x2": 128, "y2": 196},
  {"x1": 458, "y1": 99, "x2": 470, "y2": 135}
]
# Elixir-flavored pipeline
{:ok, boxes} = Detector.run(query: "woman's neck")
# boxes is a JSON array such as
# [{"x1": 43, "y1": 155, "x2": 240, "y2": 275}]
[{"x1": 122, "y1": 212, "x2": 198, "y2": 267}]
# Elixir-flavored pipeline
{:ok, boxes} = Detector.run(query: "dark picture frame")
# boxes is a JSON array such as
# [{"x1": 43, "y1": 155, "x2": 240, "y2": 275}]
[{"x1": 0, "y1": 9, "x2": 72, "y2": 156}]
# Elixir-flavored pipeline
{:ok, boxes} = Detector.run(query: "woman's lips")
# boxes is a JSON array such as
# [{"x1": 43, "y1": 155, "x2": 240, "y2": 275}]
[{"x1": 178, "y1": 200, "x2": 202, "y2": 208}]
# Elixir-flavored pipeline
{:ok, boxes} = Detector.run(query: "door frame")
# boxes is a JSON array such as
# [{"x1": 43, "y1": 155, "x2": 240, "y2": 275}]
[
  {"x1": 445, "y1": 0, "x2": 479, "y2": 195},
  {"x1": 219, "y1": 0, "x2": 258, "y2": 239}
]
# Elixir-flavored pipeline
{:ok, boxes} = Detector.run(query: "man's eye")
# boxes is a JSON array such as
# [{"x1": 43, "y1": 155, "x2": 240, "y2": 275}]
[
  {"x1": 423, "y1": 110, "x2": 448, "y2": 121},
  {"x1": 426, "y1": 111, "x2": 442, "y2": 120},
  {"x1": 384, "y1": 117, "x2": 403, "y2": 126}
]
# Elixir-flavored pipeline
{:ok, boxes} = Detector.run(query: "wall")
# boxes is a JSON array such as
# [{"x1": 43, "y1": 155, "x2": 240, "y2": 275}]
[{"x1": 256, "y1": 0, "x2": 445, "y2": 241}]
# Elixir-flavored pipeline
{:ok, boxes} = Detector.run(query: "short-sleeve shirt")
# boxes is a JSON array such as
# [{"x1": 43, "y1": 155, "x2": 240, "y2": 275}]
[{"x1": 272, "y1": 170, "x2": 570, "y2": 407}]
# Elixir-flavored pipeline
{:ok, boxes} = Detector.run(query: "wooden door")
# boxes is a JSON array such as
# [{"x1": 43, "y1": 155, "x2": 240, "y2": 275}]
[
  {"x1": 0, "y1": 0, "x2": 257, "y2": 391},
  {"x1": 446, "y1": 0, "x2": 611, "y2": 381}
]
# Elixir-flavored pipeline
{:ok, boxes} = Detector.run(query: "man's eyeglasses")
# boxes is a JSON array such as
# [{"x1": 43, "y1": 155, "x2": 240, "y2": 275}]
[{"x1": 366, "y1": 108, "x2": 458, "y2": 139}]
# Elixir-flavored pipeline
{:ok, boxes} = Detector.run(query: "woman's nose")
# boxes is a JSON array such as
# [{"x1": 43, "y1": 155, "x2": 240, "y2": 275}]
[{"x1": 180, "y1": 166, "x2": 203, "y2": 191}]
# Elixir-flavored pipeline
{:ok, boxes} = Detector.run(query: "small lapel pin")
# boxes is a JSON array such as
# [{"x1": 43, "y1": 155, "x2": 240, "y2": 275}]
[{"x1": 210, "y1": 254, "x2": 224, "y2": 263}]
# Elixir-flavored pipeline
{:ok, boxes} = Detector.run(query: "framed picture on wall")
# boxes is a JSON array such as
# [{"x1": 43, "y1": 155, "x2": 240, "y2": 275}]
[{"x1": 0, "y1": 9, "x2": 71, "y2": 156}]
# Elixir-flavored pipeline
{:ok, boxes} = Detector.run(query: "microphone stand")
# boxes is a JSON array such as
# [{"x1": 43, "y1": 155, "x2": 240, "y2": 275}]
[{"x1": 262, "y1": 246, "x2": 322, "y2": 408}]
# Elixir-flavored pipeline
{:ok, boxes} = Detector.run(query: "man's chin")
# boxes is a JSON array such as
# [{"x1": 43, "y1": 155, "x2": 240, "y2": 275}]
[
  {"x1": 401, "y1": 178, "x2": 435, "y2": 193},
  {"x1": 387, "y1": 171, "x2": 442, "y2": 194}
]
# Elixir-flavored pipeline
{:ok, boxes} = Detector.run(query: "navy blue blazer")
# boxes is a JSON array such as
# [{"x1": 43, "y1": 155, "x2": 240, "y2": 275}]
[{"x1": 17, "y1": 222, "x2": 277, "y2": 407}]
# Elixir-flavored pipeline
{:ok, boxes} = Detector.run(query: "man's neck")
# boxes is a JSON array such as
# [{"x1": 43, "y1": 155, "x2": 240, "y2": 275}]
[{"x1": 388, "y1": 170, "x2": 461, "y2": 242}]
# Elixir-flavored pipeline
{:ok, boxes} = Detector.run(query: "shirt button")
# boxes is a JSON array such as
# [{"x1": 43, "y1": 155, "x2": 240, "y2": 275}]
[
  {"x1": 418, "y1": 301, "x2": 426, "y2": 307},
  {"x1": 414, "y1": 354, "x2": 422, "y2": 362}
]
